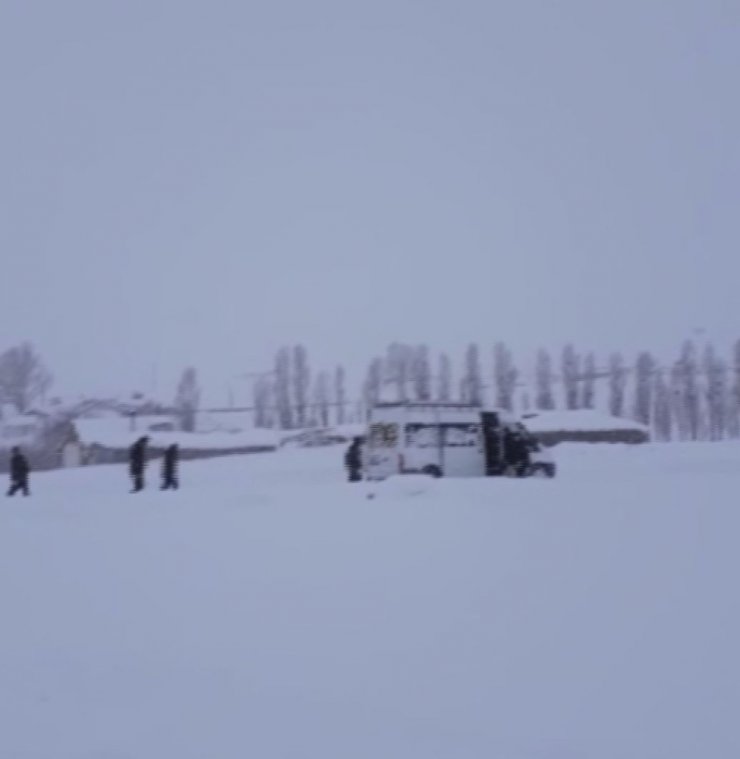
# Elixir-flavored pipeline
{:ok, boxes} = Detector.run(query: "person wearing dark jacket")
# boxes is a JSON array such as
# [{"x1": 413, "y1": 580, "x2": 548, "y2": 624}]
[
  {"x1": 7, "y1": 447, "x2": 30, "y2": 497},
  {"x1": 161, "y1": 444, "x2": 179, "y2": 490},
  {"x1": 129, "y1": 436, "x2": 149, "y2": 493},
  {"x1": 513, "y1": 432, "x2": 531, "y2": 476},
  {"x1": 344, "y1": 437, "x2": 363, "y2": 482},
  {"x1": 503, "y1": 428, "x2": 530, "y2": 477}
]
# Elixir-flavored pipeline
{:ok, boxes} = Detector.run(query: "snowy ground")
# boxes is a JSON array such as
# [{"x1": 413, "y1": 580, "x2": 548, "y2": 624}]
[{"x1": 1, "y1": 443, "x2": 739, "y2": 759}]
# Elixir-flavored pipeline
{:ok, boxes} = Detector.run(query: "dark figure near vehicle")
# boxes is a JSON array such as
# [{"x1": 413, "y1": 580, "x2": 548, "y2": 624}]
[
  {"x1": 7, "y1": 447, "x2": 30, "y2": 497},
  {"x1": 503, "y1": 429, "x2": 531, "y2": 477},
  {"x1": 129, "y1": 436, "x2": 149, "y2": 493},
  {"x1": 161, "y1": 444, "x2": 179, "y2": 491},
  {"x1": 344, "y1": 437, "x2": 363, "y2": 482}
]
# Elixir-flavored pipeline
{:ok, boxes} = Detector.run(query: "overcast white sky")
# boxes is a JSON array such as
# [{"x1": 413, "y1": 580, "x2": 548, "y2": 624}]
[{"x1": 1, "y1": 0, "x2": 738, "y2": 404}]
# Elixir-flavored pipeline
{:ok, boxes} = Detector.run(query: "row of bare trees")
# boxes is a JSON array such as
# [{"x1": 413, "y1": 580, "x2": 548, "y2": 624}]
[
  {"x1": 355, "y1": 340, "x2": 740, "y2": 442},
  {"x1": 7, "y1": 336, "x2": 736, "y2": 443},
  {"x1": 245, "y1": 339, "x2": 740, "y2": 442},
  {"x1": 255, "y1": 346, "x2": 351, "y2": 430},
  {"x1": 135, "y1": 338, "x2": 740, "y2": 443},
  {"x1": 10, "y1": 336, "x2": 734, "y2": 445}
]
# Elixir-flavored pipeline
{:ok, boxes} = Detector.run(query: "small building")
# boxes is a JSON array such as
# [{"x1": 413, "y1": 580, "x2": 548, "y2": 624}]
[
  {"x1": 0, "y1": 411, "x2": 46, "y2": 472},
  {"x1": 60, "y1": 439, "x2": 84, "y2": 468},
  {"x1": 280, "y1": 424, "x2": 366, "y2": 449},
  {"x1": 195, "y1": 410, "x2": 254, "y2": 434},
  {"x1": 72, "y1": 415, "x2": 279, "y2": 465},
  {"x1": 521, "y1": 410, "x2": 650, "y2": 446}
]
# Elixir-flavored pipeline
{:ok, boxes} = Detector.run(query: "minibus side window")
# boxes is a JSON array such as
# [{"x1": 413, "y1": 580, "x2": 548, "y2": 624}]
[
  {"x1": 369, "y1": 423, "x2": 399, "y2": 447},
  {"x1": 405, "y1": 424, "x2": 439, "y2": 448},
  {"x1": 444, "y1": 424, "x2": 479, "y2": 447}
]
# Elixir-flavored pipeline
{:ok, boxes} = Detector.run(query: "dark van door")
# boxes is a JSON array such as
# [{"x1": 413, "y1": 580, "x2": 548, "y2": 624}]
[{"x1": 480, "y1": 411, "x2": 504, "y2": 476}]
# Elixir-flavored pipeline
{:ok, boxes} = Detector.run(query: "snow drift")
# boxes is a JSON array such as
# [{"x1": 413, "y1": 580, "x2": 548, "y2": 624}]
[{"x1": 1, "y1": 443, "x2": 738, "y2": 758}]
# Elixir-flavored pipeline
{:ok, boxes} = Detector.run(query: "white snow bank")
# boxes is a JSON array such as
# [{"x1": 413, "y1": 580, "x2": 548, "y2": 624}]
[
  {"x1": 523, "y1": 408, "x2": 649, "y2": 433},
  {"x1": 0, "y1": 443, "x2": 738, "y2": 758},
  {"x1": 368, "y1": 473, "x2": 435, "y2": 498},
  {"x1": 76, "y1": 417, "x2": 279, "y2": 450}
]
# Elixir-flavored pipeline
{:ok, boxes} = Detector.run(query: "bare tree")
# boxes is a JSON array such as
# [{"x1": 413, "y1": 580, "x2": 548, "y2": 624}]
[
  {"x1": 581, "y1": 352, "x2": 596, "y2": 410},
  {"x1": 633, "y1": 352, "x2": 655, "y2": 426},
  {"x1": 0, "y1": 342, "x2": 53, "y2": 414},
  {"x1": 608, "y1": 352, "x2": 627, "y2": 417},
  {"x1": 562, "y1": 345, "x2": 580, "y2": 410},
  {"x1": 729, "y1": 338, "x2": 740, "y2": 438},
  {"x1": 334, "y1": 365, "x2": 347, "y2": 425},
  {"x1": 679, "y1": 340, "x2": 701, "y2": 440},
  {"x1": 313, "y1": 371, "x2": 330, "y2": 428},
  {"x1": 670, "y1": 360, "x2": 689, "y2": 440},
  {"x1": 535, "y1": 349, "x2": 555, "y2": 410},
  {"x1": 412, "y1": 345, "x2": 432, "y2": 401},
  {"x1": 253, "y1": 377, "x2": 273, "y2": 429},
  {"x1": 703, "y1": 344, "x2": 727, "y2": 441},
  {"x1": 292, "y1": 345, "x2": 311, "y2": 428},
  {"x1": 274, "y1": 348, "x2": 293, "y2": 430},
  {"x1": 385, "y1": 343, "x2": 413, "y2": 401},
  {"x1": 174, "y1": 367, "x2": 200, "y2": 432},
  {"x1": 363, "y1": 358, "x2": 383, "y2": 416},
  {"x1": 461, "y1": 343, "x2": 483, "y2": 405},
  {"x1": 437, "y1": 353, "x2": 452, "y2": 401},
  {"x1": 653, "y1": 370, "x2": 672, "y2": 441},
  {"x1": 494, "y1": 342, "x2": 518, "y2": 411}
]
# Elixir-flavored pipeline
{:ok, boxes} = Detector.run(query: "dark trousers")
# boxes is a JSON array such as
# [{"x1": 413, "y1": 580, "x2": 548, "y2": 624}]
[
  {"x1": 7, "y1": 478, "x2": 29, "y2": 496},
  {"x1": 131, "y1": 473, "x2": 144, "y2": 492},
  {"x1": 161, "y1": 474, "x2": 178, "y2": 490},
  {"x1": 347, "y1": 468, "x2": 362, "y2": 483}
]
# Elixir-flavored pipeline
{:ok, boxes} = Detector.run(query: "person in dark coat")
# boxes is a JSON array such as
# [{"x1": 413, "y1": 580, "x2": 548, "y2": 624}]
[
  {"x1": 7, "y1": 447, "x2": 30, "y2": 497},
  {"x1": 161, "y1": 444, "x2": 179, "y2": 491},
  {"x1": 344, "y1": 437, "x2": 363, "y2": 482},
  {"x1": 129, "y1": 436, "x2": 149, "y2": 493},
  {"x1": 503, "y1": 428, "x2": 530, "y2": 477},
  {"x1": 514, "y1": 432, "x2": 531, "y2": 476}
]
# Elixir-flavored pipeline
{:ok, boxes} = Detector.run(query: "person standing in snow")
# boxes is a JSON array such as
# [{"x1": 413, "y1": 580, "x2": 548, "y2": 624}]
[
  {"x1": 503, "y1": 428, "x2": 530, "y2": 477},
  {"x1": 129, "y1": 436, "x2": 149, "y2": 493},
  {"x1": 161, "y1": 444, "x2": 179, "y2": 490},
  {"x1": 344, "y1": 437, "x2": 363, "y2": 482},
  {"x1": 7, "y1": 447, "x2": 30, "y2": 497},
  {"x1": 513, "y1": 431, "x2": 531, "y2": 476}
]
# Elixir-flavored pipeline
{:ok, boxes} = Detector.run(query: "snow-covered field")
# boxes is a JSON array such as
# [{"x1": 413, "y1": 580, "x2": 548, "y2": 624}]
[{"x1": 1, "y1": 443, "x2": 739, "y2": 758}]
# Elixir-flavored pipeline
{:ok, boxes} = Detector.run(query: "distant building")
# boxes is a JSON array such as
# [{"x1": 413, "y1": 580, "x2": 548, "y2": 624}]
[
  {"x1": 280, "y1": 424, "x2": 366, "y2": 449},
  {"x1": 521, "y1": 410, "x2": 650, "y2": 446},
  {"x1": 60, "y1": 438, "x2": 84, "y2": 468},
  {"x1": 71, "y1": 414, "x2": 279, "y2": 465},
  {"x1": 195, "y1": 410, "x2": 254, "y2": 434},
  {"x1": 0, "y1": 409, "x2": 73, "y2": 472}
]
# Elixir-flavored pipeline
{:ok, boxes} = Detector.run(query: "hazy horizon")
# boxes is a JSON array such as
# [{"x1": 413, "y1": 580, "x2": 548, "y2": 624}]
[{"x1": 2, "y1": 1, "x2": 738, "y2": 404}]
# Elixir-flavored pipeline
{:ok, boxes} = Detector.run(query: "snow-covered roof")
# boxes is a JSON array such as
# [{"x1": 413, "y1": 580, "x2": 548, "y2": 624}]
[
  {"x1": 333, "y1": 423, "x2": 367, "y2": 439},
  {"x1": 196, "y1": 410, "x2": 254, "y2": 434},
  {"x1": 280, "y1": 424, "x2": 367, "y2": 446},
  {"x1": 0, "y1": 410, "x2": 45, "y2": 445},
  {"x1": 74, "y1": 416, "x2": 279, "y2": 450},
  {"x1": 522, "y1": 409, "x2": 649, "y2": 434}
]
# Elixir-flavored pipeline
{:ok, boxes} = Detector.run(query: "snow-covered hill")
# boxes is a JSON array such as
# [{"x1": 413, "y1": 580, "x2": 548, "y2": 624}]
[{"x1": 1, "y1": 443, "x2": 738, "y2": 758}]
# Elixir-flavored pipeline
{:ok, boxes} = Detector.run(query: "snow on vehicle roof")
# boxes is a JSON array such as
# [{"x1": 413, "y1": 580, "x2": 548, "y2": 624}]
[
  {"x1": 370, "y1": 402, "x2": 519, "y2": 425},
  {"x1": 373, "y1": 401, "x2": 480, "y2": 408},
  {"x1": 521, "y1": 409, "x2": 649, "y2": 433}
]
